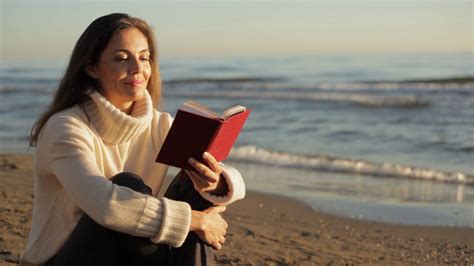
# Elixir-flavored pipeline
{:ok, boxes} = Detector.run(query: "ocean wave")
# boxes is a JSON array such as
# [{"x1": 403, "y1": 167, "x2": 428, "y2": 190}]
[
  {"x1": 376, "y1": 76, "x2": 474, "y2": 85},
  {"x1": 0, "y1": 86, "x2": 54, "y2": 94},
  {"x1": 2, "y1": 75, "x2": 472, "y2": 93},
  {"x1": 162, "y1": 75, "x2": 473, "y2": 91},
  {"x1": 314, "y1": 82, "x2": 473, "y2": 91},
  {"x1": 165, "y1": 81, "x2": 473, "y2": 93},
  {"x1": 6, "y1": 83, "x2": 428, "y2": 108},
  {"x1": 444, "y1": 145, "x2": 474, "y2": 153},
  {"x1": 164, "y1": 77, "x2": 282, "y2": 85},
  {"x1": 165, "y1": 90, "x2": 429, "y2": 108},
  {"x1": 163, "y1": 75, "x2": 474, "y2": 85},
  {"x1": 228, "y1": 145, "x2": 474, "y2": 185},
  {"x1": 0, "y1": 76, "x2": 59, "y2": 83}
]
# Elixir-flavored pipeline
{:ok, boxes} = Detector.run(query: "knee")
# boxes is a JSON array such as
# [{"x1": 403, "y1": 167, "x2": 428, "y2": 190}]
[{"x1": 111, "y1": 172, "x2": 152, "y2": 195}]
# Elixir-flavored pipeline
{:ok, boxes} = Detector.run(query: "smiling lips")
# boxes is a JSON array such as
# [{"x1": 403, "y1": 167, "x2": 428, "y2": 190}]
[{"x1": 125, "y1": 80, "x2": 144, "y2": 87}]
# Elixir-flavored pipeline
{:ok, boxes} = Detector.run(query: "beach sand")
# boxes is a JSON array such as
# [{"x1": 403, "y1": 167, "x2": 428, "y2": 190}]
[{"x1": 0, "y1": 154, "x2": 473, "y2": 265}]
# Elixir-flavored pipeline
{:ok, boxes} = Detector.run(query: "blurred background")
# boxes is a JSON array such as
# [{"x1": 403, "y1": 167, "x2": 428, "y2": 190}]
[{"x1": 1, "y1": 0, "x2": 473, "y2": 226}]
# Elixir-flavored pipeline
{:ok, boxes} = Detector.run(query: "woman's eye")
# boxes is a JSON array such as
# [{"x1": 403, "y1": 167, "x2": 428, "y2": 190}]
[
  {"x1": 141, "y1": 57, "x2": 150, "y2": 61},
  {"x1": 115, "y1": 57, "x2": 127, "y2": 61}
]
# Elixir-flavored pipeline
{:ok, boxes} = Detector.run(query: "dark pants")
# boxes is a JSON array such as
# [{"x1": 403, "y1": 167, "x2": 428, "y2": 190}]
[{"x1": 48, "y1": 171, "x2": 214, "y2": 266}]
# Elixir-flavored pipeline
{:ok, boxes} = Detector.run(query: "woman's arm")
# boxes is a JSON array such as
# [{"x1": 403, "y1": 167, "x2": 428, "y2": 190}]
[{"x1": 42, "y1": 115, "x2": 191, "y2": 247}]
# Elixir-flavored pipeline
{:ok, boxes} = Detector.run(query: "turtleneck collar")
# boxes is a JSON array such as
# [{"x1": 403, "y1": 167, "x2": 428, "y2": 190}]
[{"x1": 84, "y1": 90, "x2": 153, "y2": 144}]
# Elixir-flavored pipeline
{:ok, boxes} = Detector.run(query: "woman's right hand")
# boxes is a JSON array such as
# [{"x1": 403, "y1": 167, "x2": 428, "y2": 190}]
[{"x1": 190, "y1": 206, "x2": 228, "y2": 250}]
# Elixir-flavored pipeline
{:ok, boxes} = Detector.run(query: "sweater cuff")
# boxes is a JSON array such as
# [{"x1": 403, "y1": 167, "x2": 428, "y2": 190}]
[
  {"x1": 148, "y1": 197, "x2": 191, "y2": 247},
  {"x1": 198, "y1": 163, "x2": 246, "y2": 206}
]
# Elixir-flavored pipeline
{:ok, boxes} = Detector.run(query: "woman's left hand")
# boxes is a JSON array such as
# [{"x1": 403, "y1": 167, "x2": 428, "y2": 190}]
[{"x1": 187, "y1": 152, "x2": 223, "y2": 193}]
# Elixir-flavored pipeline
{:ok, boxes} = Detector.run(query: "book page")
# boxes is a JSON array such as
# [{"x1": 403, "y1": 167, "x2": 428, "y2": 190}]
[
  {"x1": 180, "y1": 100, "x2": 219, "y2": 118},
  {"x1": 222, "y1": 105, "x2": 246, "y2": 119},
  {"x1": 180, "y1": 100, "x2": 246, "y2": 120}
]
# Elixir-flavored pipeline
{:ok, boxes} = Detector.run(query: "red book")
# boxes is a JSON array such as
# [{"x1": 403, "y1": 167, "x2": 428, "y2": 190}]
[{"x1": 156, "y1": 101, "x2": 251, "y2": 169}]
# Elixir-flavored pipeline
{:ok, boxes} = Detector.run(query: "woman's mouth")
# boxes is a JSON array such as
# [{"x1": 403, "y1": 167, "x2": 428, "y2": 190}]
[{"x1": 125, "y1": 80, "x2": 144, "y2": 87}]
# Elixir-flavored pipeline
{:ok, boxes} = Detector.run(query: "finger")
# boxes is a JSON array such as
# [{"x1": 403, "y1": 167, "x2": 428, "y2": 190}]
[
  {"x1": 203, "y1": 152, "x2": 222, "y2": 174},
  {"x1": 186, "y1": 169, "x2": 202, "y2": 182},
  {"x1": 188, "y1": 158, "x2": 218, "y2": 182},
  {"x1": 189, "y1": 168, "x2": 217, "y2": 188},
  {"x1": 215, "y1": 205, "x2": 227, "y2": 213},
  {"x1": 204, "y1": 205, "x2": 227, "y2": 214},
  {"x1": 185, "y1": 169, "x2": 199, "y2": 181},
  {"x1": 188, "y1": 170, "x2": 219, "y2": 193},
  {"x1": 188, "y1": 158, "x2": 215, "y2": 182},
  {"x1": 187, "y1": 170, "x2": 206, "y2": 191},
  {"x1": 208, "y1": 205, "x2": 226, "y2": 214},
  {"x1": 220, "y1": 236, "x2": 226, "y2": 244},
  {"x1": 214, "y1": 242, "x2": 222, "y2": 250}
]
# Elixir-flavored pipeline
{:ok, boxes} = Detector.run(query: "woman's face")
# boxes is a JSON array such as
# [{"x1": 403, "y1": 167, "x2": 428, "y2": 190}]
[{"x1": 86, "y1": 27, "x2": 151, "y2": 112}]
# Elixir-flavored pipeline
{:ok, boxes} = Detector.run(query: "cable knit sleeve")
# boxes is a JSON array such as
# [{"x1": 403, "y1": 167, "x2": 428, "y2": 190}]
[{"x1": 44, "y1": 115, "x2": 191, "y2": 247}]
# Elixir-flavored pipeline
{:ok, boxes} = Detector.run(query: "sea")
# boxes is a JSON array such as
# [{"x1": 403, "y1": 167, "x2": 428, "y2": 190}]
[{"x1": 1, "y1": 53, "x2": 473, "y2": 227}]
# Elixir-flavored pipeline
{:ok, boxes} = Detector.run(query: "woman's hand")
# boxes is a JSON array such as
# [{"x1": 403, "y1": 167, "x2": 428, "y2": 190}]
[
  {"x1": 187, "y1": 152, "x2": 226, "y2": 194},
  {"x1": 190, "y1": 206, "x2": 228, "y2": 250}
]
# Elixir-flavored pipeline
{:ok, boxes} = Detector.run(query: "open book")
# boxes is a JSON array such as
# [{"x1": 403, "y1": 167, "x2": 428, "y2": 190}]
[{"x1": 156, "y1": 100, "x2": 251, "y2": 169}]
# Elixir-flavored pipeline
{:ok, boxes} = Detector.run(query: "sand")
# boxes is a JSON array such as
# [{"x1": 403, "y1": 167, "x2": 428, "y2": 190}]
[{"x1": 0, "y1": 154, "x2": 473, "y2": 265}]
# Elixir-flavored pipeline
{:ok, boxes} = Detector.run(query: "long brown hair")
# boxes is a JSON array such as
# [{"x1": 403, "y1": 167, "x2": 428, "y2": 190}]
[{"x1": 30, "y1": 13, "x2": 161, "y2": 146}]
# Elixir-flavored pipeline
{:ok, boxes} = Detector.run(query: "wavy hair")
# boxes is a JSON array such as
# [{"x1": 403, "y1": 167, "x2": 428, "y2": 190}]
[{"x1": 30, "y1": 13, "x2": 161, "y2": 146}]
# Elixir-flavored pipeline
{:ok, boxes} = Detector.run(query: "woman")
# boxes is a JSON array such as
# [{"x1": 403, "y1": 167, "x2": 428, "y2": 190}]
[{"x1": 21, "y1": 13, "x2": 245, "y2": 266}]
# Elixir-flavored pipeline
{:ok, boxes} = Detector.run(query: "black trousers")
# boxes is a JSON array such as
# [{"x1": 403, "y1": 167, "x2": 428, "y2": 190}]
[{"x1": 48, "y1": 171, "x2": 214, "y2": 266}]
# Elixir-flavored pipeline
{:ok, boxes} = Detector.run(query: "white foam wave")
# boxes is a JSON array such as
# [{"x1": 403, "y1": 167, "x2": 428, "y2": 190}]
[{"x1": 229, "y1": 145, "x2": 474, "y2": 185}]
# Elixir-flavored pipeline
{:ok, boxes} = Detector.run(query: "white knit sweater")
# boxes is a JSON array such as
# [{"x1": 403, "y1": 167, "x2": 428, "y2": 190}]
[{"x1": 20, "y1": 91, "x2": 246, "y2": 265}]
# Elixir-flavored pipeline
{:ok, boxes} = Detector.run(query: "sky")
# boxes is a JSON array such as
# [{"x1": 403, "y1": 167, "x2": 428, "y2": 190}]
[{"x1": 0, "y1": 0, "x2": 472, "y2": 61}]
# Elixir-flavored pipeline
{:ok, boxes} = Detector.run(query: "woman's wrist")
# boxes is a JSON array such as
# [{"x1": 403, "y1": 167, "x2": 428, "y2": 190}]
[{"x1": 190, "y1": 210, "x2": 205, "y2": 232}]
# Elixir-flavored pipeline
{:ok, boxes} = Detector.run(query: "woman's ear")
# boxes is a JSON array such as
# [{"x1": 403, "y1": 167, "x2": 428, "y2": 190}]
[{"x1": 85, "y1": 64, "x2": 99, "y2": 79}]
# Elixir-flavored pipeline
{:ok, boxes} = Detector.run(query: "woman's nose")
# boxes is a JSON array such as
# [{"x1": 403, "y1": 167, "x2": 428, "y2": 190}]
[{"x1": 129, "y1": 57, "x2": 142, "y2": 74}]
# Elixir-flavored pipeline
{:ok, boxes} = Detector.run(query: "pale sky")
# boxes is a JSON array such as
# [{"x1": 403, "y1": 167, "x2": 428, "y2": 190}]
[{"x1": 1, "y1": 0, "x2": 472, "y2": 61}]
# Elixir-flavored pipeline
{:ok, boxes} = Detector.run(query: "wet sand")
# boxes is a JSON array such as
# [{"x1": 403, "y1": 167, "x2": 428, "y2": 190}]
[{"x1": 0, "y1": 154, "x2": 473, "y2": 265}]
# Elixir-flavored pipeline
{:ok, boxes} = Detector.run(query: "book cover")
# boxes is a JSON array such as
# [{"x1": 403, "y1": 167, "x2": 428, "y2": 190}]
[{"x1": 156, "y1": 106, "x2": 251, "y2": 169}]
